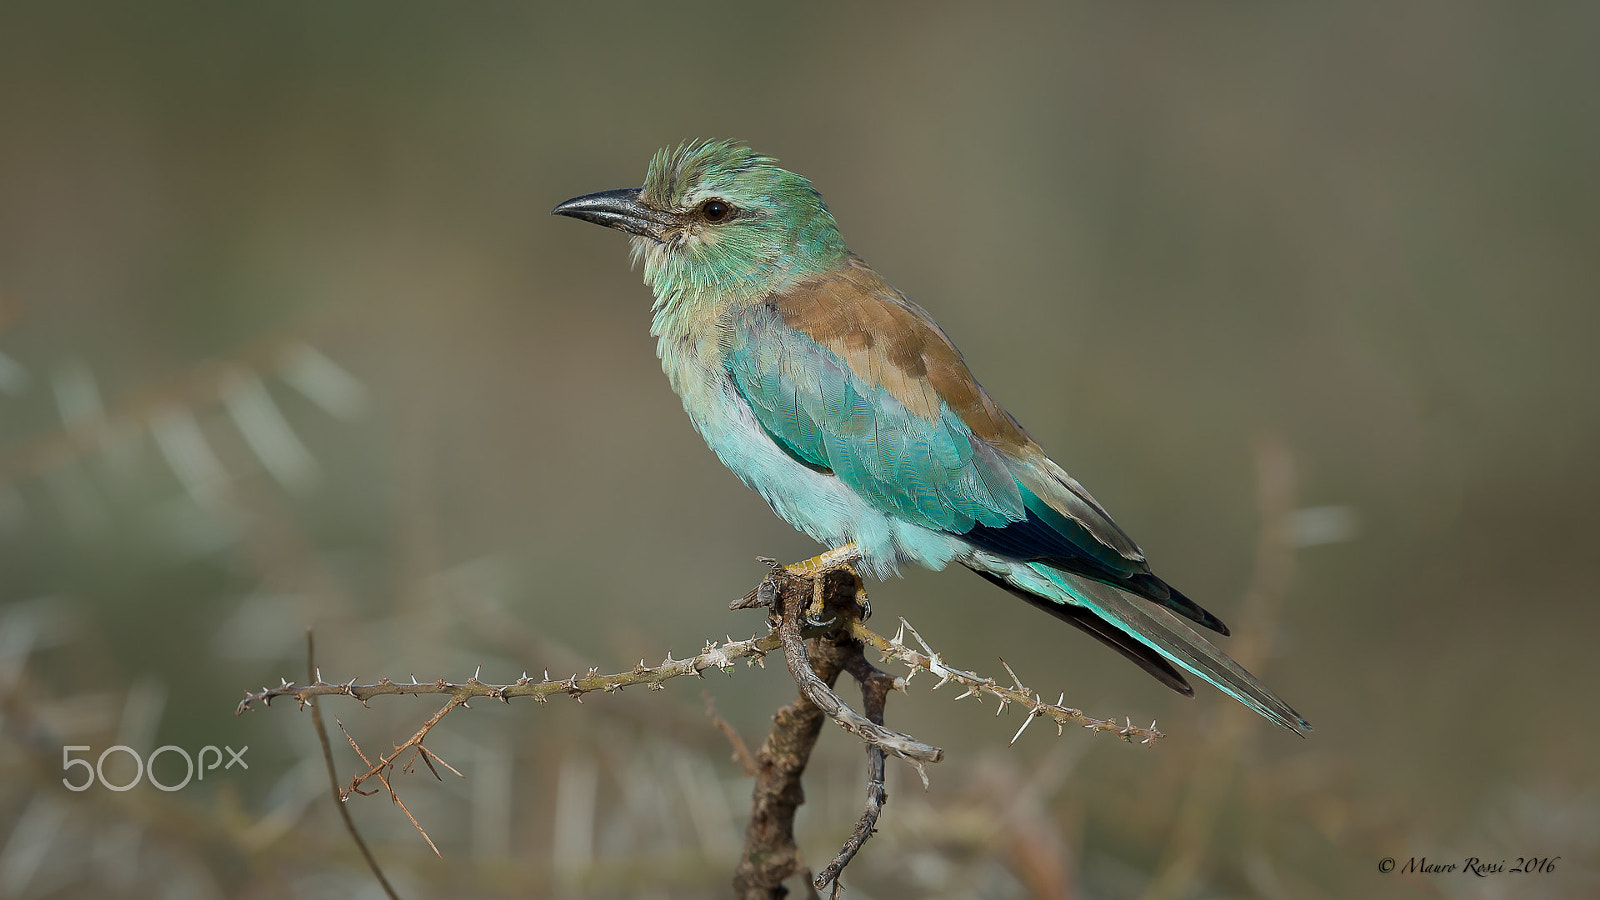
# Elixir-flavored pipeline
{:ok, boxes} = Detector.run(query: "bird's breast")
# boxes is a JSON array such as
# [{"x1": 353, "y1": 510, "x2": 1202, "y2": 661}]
[{"x1": 651, "y1": 322, "x2": 970, "y2": 579}]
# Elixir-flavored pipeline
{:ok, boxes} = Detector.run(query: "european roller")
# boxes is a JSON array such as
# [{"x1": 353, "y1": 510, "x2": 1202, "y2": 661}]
[{"x1": 554, "y1": 141, "x2": 1310, "y2": 734}]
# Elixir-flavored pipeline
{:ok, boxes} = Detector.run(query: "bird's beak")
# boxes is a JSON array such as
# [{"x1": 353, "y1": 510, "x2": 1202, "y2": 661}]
[{"x1": 551, "y1": 188, "x2": 674, "y2": 242}]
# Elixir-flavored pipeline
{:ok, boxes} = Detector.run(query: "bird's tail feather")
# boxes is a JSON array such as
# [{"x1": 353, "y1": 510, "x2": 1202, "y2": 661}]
[{"x1": 1025, "y1": 563, "x2": 1312, "y2": 735}]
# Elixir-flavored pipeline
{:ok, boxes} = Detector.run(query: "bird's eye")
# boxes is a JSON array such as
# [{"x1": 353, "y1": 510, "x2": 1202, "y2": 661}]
[{"x1": 700, "y1": 199, "x2": 731, "y2": 222}]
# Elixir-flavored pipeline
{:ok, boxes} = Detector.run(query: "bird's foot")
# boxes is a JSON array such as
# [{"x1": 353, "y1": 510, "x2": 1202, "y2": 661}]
[
  {"x1": 787, "y1": 544, "x2": 868, "y2": 626},
  {"x1": 730, "y1": 545, "x2": 871, "y2": 624},
  {"x1": 783, "y1": 543, "x2": 861, "y2": 578}
]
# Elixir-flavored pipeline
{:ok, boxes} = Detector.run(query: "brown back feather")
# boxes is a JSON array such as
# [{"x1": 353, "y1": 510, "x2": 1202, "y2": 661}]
[
  {"x1": 768, "y1": 256, "x2": 1148, "y2": 564},
  {"x1": 768, "y1": 256, "x2": 1031, "y2": 450}
]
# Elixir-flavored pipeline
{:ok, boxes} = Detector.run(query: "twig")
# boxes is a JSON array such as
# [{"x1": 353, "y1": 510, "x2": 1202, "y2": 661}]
[
  {"x1": 335, "y1": 704, "x2": 458, "y2": 858},
  {"x1": 705, "y1": 692, "x2": 758, "y2": 777},
  {"x1": 340, "y1": 696, "x2": 466, "y2": 802},
  {"x1": 853, "y1": 618, "x2": 1165, "y2": 745},
  {"x1": 236, "y1": 632, "x2": 782, "y2": 713},
  {"x1": 814, "y1": 652, "x2": 896, "y2": 897},
  {"x1": 305, "y1": 629, "x2": 400, "y2": 900}
]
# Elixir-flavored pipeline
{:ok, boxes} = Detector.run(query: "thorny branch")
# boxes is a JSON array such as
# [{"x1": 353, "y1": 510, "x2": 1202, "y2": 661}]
[
  {"x1": 853, "y1": 618, "x2": 1166, "y2": 745},
  {"x1": 335, "y1": 697, "x2": 465, "y2": 857},
  {"x1": 240, "y1": 556, "x2": 1164, "y2": 897}
]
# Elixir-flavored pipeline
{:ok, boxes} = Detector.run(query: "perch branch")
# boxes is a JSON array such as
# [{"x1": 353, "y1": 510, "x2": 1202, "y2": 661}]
[
  {"x1": 764, "y1": 563, "x2": 942, "y2": 772},
  {"x1": 734, "y1": 556, "x2": 873, "y2": 898},
  {"x1": 244, "y1": 555, "x2": 1163, "y2": 897},
  {"x1": 236, "y1": 632, "x2": 783, "y2": 714}
]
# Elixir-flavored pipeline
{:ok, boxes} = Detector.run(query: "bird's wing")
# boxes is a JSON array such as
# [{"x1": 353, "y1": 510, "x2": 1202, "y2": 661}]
[
  {"x1": 723, "y1": 257, "x2": 1145, "y2": 570},
  {"x1": 722, "y1": 294, "x2": 1026, "y2": 536}
]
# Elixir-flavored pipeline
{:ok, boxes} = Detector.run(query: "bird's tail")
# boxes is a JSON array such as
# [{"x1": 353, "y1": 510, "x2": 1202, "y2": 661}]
[{"x1": 995, "y1": 561, "x2": 1312, "y2": 735}]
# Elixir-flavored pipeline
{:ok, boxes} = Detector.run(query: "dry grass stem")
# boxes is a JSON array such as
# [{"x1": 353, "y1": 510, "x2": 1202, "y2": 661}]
[{"x1": 705, "y1": 692, "x2": 758, "y2": 777}]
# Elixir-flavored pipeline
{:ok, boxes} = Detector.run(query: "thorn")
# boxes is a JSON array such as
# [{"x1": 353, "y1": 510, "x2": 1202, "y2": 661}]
[
  {"x1": 1000, "y1": 657, "x2": 1027, "y2": 691},
  {"x1": 1010, "y1": 708, "x2": 1043, "y2": 746}
]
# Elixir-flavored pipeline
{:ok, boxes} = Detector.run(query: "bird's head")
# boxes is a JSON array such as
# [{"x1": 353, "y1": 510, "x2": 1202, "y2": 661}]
[{"x1": 553, "y1": 141, "x2": 848, "y2": 308}]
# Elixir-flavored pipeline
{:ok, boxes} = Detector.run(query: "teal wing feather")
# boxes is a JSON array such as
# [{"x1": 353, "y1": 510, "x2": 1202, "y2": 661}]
[
  {"x1": 723, "y1": 304, "x2": 1025, "y2": 534},
  {"x1": 722, "y1": 300, "x2": 1305, "y2": 731}
]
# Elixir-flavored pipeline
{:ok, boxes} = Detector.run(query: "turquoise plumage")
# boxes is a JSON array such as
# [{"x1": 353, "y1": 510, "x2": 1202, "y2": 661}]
[
  {"x1": 725, "y1": 304, "x2": 1022, "y2": 533},
  {"x1": 554, "y1": 141, "x2": 1310, "y2": 734}
]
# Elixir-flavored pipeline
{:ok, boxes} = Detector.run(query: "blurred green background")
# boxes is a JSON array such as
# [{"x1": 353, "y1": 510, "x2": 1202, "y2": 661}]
[{"x1": 1, "y1": 2, "x2": 1596, "y2": 898}]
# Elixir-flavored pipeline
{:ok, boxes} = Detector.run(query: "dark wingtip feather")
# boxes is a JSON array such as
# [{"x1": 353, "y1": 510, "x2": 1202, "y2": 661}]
[
  {"x1": 969, "y1": 568, "x2": 1195, "y2": 697},
  {"x1": 1131, "y1": 575, "x2": 1231, "y2": 636},
  {"x1": 976, "y1": 565, "x2": 1313, "y2": 736}
]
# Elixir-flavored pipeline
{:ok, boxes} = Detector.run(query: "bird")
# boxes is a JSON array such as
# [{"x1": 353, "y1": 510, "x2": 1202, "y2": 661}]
[{"x1": 553, "y1": 140, "x2": 1310, "y2": 734}]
